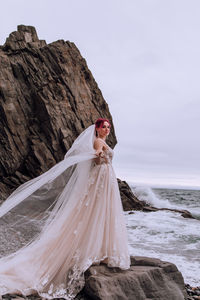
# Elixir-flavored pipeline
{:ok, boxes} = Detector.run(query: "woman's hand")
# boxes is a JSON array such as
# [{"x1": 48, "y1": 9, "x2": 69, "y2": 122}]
[
  {"x1": 93, "y1": 139, "x2": 105, "y2": 164},
  {"x1": 95, "y1": 149, "x2": 104, "y2": 158}
]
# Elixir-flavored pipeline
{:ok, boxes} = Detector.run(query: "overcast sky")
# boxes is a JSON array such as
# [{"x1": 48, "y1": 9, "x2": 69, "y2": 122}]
[{"x1": 1, "y1": 0, "x2": 200, "y2": 189}]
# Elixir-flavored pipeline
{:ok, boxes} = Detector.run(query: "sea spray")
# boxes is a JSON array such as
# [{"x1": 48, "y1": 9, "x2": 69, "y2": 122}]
[
  {"x1": 131, "y1": 185, "x2": 172, "y2": 208},
  {"x1": 125, "y1": 186, "x2": 200, "y2": 286}
]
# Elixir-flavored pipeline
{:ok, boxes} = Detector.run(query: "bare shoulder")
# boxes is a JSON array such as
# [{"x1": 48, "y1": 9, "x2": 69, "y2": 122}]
[{"x1": 94, "y1": 138, "x2": 104, "y2": 150}]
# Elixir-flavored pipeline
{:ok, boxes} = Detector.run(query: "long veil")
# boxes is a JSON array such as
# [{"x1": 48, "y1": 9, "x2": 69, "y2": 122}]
[{"x1": 0, "y1": 124, "x2": 97, "y2": 257}]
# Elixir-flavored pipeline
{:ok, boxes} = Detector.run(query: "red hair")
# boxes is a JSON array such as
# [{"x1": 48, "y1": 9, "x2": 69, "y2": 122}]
[{"x1": 95, "y1": 118, "x2": 111, "y2": 129}]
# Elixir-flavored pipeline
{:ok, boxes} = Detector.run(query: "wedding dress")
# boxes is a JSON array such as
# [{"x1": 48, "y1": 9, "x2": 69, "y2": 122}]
[{"x1": 0, "y1": 124, "x2": 131, "y2": 299}]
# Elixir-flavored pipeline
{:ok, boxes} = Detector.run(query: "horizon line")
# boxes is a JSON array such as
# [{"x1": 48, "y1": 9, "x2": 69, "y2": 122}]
[{"x1": 126, "y1": 181, "x2": 200, "y2": 191}]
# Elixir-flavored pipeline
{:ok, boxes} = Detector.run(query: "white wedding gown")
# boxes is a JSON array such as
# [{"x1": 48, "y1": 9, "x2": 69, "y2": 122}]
[{"x1": 0, "y1": 131, "x2": 131, "y2": 299}]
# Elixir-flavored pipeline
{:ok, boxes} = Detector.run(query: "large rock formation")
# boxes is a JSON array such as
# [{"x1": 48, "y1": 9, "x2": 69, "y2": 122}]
[{"x1": 0, "y1": 25, "x2": 116, "y2": 200}]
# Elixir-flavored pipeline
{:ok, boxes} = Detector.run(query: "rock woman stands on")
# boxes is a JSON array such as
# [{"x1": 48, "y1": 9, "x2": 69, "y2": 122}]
[{"x1": 0, "y1": 118, "x2": 131, "y2": 299}]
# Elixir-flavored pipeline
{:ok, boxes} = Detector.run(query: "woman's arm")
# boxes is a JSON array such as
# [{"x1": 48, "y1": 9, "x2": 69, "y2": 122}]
[{"x1": 93, "y1": 139, "x2": 104, "y2": 165}]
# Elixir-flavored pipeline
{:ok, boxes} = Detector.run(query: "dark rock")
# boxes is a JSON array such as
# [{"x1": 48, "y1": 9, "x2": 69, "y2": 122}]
[
  {"x1": 82, "y1": 256, "x2": 187, "y2": 300},
  {"x1": 159, "y1": 208, "x2": 195, "y2": 219},
  {"x1": 0, "y1": 25, "x2": 116, "y2": 199},
  {"x1": 118, "y1": 178, "x2": 146, "y2": 211},
  {"x1": 185, "y1": 283, "x2": 200, "y2": 299},
  {"x1": 143, "y1": 206, "x2": 195, "y2": 219}
]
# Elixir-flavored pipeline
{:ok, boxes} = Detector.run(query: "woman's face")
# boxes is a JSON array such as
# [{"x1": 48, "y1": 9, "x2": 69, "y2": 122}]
[{"x1": 97, "y1": 121, "x2": 111, "y2": 138}]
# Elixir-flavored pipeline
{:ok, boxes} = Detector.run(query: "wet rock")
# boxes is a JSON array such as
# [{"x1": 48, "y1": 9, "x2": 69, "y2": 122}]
[
  {"x1": 185, "y1": 283, "x2": 200, "y2": 299},
  {"x1": 118, "y1": 179, "x2": 146, "y2": 211},
  {"x1": 159, "y1": 207, "x2": 195, "y2": 219}
]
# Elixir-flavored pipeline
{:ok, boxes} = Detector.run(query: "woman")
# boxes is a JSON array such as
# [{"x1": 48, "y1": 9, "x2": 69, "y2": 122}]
[{"x1": 0, "y1": 118, "x2": 130, "y2": 299}]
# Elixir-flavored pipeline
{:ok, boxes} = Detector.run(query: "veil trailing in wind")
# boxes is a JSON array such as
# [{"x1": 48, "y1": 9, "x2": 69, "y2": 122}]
[
  {"x1": 0, "y1": 124, "x2": 97, "y2": 256},
  {"x1": 0, "y1": 123, "x2": 131, "y2": 299}
]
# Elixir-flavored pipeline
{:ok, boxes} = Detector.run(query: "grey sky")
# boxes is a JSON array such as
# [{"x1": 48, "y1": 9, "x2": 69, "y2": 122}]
[{"x1": 1, "y1": 0, "x2": 200, "y2": 189}]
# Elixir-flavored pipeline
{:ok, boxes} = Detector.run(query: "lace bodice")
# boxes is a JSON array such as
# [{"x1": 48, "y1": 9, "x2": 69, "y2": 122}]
[
  {"x1": 100, "y1": 147, "x2": 114, "y2": 164},
  {"x1": 94, "y1": 145, "x2": 113, "y2": 165}
]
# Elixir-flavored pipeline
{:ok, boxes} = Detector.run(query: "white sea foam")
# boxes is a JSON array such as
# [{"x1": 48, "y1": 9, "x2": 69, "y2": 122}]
[{"x1": 125, "y1": 210, "x2": 200, "y2": 286}]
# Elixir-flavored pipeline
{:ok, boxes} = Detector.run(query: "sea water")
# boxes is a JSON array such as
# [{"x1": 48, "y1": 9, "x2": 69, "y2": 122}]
[{"x1": 125, "y1": 186, "x2": 200, "y2": 286}]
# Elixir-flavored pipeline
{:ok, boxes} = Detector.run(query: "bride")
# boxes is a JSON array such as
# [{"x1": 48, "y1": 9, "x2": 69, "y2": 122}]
[{"x1": 0, "y1": 118, "x2": 131, "y2": 299}]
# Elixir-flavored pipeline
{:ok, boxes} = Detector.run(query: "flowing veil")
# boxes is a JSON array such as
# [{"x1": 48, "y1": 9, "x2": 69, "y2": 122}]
[{"x1": 0, "y1": 124, "x2": 97, "y2": 257}]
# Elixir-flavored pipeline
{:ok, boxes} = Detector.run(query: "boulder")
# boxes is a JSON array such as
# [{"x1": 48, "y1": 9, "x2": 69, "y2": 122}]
[{"x1": 81, "y1": 256, "x2": 187, "y2": 300}]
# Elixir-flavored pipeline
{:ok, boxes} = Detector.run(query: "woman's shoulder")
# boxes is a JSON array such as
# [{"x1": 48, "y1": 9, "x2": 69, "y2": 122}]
[
  {"x1": 94, "y1": 138, "x2": 110, "y2": 151},
  {"x1": 94, "y1": 138, "x2": 103, "y2": 147},
  {"x1": 94, "y1": 138, "x2": 108, "y2": 149}
]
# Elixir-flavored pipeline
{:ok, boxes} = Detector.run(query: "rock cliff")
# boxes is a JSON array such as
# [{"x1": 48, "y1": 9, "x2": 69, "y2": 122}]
[{"x1": 0, "y1": 25, "x2": 116, "y2": 199}]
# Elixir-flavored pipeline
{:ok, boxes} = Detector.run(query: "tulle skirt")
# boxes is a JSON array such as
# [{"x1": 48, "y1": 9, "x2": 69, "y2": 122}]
[{"x1": 0, "y1": 162, "x2": 131, "y2": 299}]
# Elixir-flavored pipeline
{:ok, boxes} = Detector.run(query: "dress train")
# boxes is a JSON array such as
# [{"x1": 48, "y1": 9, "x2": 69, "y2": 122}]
[{"x1": 0, "y1": 141, "x2": 130, "y2": 299}]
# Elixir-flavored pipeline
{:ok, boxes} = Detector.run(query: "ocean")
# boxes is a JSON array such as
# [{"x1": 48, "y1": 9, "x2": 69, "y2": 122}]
[{"x1": 125, "y1": 186, "x2": 200, "y2": 286}]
